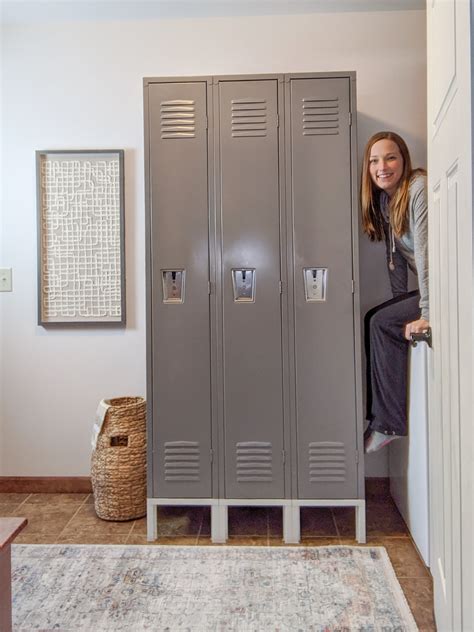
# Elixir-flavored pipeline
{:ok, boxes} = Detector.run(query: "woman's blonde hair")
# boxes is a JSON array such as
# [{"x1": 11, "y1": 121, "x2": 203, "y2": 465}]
[{"x1": 361, "y1": 131, "x2": 426, "y2": 241}]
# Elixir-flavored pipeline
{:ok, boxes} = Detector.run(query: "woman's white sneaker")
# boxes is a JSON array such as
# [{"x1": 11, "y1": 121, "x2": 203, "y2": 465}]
[{"x1": 364, "y1": 430, "x2": 402, "y2": 454}]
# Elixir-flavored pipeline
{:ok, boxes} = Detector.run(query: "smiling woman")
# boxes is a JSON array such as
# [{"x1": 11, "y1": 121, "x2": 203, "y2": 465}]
[{"x1": 360, "y1": 131, "x2": 428, "y2": 454}]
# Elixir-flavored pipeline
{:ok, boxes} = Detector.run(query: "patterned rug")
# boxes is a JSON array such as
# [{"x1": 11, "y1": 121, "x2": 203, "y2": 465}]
[{"x1": 12, "y1": 545, "x2": 417, "y2": 631}]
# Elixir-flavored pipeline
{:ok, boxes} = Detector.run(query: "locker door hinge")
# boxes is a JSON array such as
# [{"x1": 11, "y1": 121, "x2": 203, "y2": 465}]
[
  {"x1": 349, "y1": 112, "x2": 353, "y2": 126},
  {"x1": 205, "y1": 116, "x2": 208, "y2": 130},
  {"x1": 208, "y1": 281, "x2": 212, "y2": 295},
  {"x1": 210, "y1": 449, "x2": 214, "y2": 463},
  {"x1": 355, "y1": 450, "x2": 359, "y2": 464},
  {"x1": 279, "y1": 280, "x2": 283, "y2": 294},
  {"x1": 277, "y1": 114, "x2": 280, "y2": 128},
  {"x1": 282, "y1": 449, "x2": 286, "y2": 463},
  {"x1": 352, "y1": 280, "x2": 355, "y2": 294}
]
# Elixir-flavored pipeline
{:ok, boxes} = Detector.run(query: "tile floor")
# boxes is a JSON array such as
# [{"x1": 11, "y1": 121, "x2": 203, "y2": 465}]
[{"x1": 1, "y1": 488, "x2": 436, "y2": 630}]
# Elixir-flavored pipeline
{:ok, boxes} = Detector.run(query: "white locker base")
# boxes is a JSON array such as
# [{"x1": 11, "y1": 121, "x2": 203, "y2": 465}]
[
  {"x1": 389, "y1": 342, "x2": 430, "y2": 566},
  {"x1": 146, "y1": 498, "x2": 366, "y2": 544}
]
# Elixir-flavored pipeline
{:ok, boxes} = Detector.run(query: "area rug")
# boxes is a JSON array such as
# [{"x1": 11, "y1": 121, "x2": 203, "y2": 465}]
[{"x1": 12, "y1": 545, "x2": 417, "y2": 631}]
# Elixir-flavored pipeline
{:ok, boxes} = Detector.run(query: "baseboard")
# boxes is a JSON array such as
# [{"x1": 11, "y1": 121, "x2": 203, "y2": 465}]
[
  {"x1": 0, "y1": 477, "x2": 92, "y2": 494},
  {"x1": 0, "y1": 475, "x2": 388, "y2": 497}
]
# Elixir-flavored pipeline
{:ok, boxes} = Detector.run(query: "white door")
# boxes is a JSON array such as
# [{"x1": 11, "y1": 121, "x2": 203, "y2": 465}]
[{"x1": 427, "y1": 1, "x2": 473, "y2": 630}]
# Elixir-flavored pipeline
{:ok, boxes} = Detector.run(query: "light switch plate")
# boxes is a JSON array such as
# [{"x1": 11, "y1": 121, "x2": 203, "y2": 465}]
[{"x1": 0, "y1": 268, "x2": 12, "y2": 292}]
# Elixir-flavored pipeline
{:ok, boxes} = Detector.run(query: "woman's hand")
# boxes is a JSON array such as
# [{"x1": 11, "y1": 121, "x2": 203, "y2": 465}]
[{"x1": 404, "y1": 318, "x2": 430, "y2": 341}]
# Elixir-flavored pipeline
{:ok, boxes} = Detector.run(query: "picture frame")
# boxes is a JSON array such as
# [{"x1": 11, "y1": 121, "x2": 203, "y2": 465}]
[{"x1": 36, "y1": 149, "x2": 125, "y2": 325}]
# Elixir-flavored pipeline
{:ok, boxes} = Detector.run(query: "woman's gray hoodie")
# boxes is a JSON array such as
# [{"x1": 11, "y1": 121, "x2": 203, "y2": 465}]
[{"x1": 381, "y1": 173, "x2": 429, "y2": 320}]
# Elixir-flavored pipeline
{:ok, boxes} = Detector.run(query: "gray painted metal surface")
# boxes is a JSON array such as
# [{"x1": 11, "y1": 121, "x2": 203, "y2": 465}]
[
  {"x1": 144, "y1": 72, "x2": 363, "y2": 514},
  {"x1": 288, "y1": 77, "x2": 358, "y2": 499},
  {"x1": 217, "y1": 79, "x2": 285, "y2": 499},
  {"x1": 147, "y1": 81, "x2": 212, "y2": 498}
]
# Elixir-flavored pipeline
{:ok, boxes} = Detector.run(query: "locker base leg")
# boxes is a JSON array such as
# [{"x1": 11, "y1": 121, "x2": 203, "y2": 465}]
[
  {"x1": 355, "y1": 501, "x2": 366, "y2": 544},
  {"x1": 146, "y1": 499, "x2": 158, "y2": 542},
  {"x1": 211, "y1": 504, "x2": 228, "y2": 543},
  {"x1": 283, "y1": 504, "x2": 300, "y2": 544}
]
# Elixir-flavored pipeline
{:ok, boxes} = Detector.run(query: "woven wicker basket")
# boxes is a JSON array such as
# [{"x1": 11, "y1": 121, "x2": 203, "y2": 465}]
[{"x1": 91, "y1": 396, "x2": 146, "y2": 521}]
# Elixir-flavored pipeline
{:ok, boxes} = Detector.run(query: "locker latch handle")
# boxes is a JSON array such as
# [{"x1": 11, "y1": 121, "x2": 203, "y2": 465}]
[{"x1": 410, "y1": 328, "x2": 432, "y2": 348}]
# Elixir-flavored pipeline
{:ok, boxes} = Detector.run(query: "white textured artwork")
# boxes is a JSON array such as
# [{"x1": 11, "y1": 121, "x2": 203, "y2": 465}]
[{"x1": 39, "y1": 153, "x2": 124, "y2": 323}]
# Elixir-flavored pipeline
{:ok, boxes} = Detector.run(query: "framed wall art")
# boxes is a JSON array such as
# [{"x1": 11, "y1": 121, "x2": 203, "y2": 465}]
[{"x1": 36, "y1": 149, "x2": 125, "y2": 325}]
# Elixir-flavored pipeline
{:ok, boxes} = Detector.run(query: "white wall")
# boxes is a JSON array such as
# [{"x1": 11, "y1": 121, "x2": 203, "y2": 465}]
[{"x1": 0, "y1": 10, "x2": 426, "y2": 477}]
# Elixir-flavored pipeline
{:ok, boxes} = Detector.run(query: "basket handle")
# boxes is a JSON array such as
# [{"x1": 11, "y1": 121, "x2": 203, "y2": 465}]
[{"x1": 110, "y1": 435, "x2": 129, "y2": 447}]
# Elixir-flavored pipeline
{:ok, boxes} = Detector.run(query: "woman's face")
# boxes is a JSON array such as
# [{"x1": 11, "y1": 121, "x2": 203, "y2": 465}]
[{"x1": 368, "y1": 139, "x2": 404, "y2": 197}]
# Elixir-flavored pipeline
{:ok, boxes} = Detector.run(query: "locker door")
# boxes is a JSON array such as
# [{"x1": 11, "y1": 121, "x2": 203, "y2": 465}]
[
  {"x1": 148, "y1": 82, "x2": 212, "y2": 498},
  {"x1": 289, "y1": 77, "x2": 358, "y2": 499},
  {"x1": 218, "y1": 79, "x2": 285, "y2": 499}
]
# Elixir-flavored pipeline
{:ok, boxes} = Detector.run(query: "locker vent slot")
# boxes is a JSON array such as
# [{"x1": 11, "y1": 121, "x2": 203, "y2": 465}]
[
  {"x1": 236, "y1": 441, "x2": 273, "y2": 482},
  {"x1": 302, "y1": 97, "x2": 339, "y2": 136},
  {"x1": 164, "y1": 441, "x2": 200, "y2": 481},
  {"x1": 308, "y1": 441, "x2": 346, "y2": 482},
  {"x1": 231, "y1": 99, "x2": 267, "y2": 138},
  {"x1": 161, "y1": 100, "x2": 196, "y2": 139}
]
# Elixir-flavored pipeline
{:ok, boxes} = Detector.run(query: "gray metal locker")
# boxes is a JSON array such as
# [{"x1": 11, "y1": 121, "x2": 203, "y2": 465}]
[
  {"x1": 288, "y1": 77, "x2": 358, "y2": 500},
  {"x1": 144, "y1": 72, "x2": 365, "y2": 544},
  {"x1": 146, "y1": 81, "x2": 213, "y2": 499},
  {"x1": 217, "y1": 79, "x2": 285, "y2": 499}
]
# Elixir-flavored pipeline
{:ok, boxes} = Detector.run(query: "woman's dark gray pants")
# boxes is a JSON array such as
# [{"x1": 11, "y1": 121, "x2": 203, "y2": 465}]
[{"x1": 365, "y1": 290, "x2": 420, "y2": 436}]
